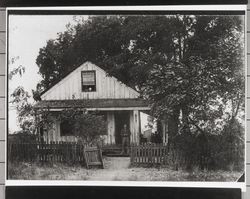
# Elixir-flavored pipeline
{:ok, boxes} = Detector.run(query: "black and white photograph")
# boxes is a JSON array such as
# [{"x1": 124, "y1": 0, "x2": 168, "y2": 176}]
[{"x1": 7, "y1": 9, "x2": 245, "y2": 183}]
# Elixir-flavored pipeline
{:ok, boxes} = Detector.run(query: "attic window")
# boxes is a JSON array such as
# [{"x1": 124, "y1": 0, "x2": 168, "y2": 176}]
[{"x1": 81, "y1": 71, "x2": 96, "y2": 92}]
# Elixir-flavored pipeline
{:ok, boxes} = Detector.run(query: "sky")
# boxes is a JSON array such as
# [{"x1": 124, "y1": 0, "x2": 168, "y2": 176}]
[
  {"x1": 8, "y1": 15, "x2": 78, "y2": 132},
  {"x1": 8, "y1": 15, "x2": 150, "y2": 133}
]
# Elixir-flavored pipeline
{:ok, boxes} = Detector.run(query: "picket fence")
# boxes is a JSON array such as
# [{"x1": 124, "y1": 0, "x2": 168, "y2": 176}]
[
  {"x1": 130, "y1": 143, "x2": 213, "y2": 169},
  {"x1": 9, "y1": 141, "x2": 216, "y2": 169},
  {"x1": 130, "y1": 143, "x2": 168, "y2": 165},
  {"x1": 8, "y1": 141, "x2": 103, "y2": 168}
]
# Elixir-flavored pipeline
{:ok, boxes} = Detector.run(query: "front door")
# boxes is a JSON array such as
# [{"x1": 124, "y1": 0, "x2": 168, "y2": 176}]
[{"x1": 114, "y1": 111, "x2": 130, "y2": 145}]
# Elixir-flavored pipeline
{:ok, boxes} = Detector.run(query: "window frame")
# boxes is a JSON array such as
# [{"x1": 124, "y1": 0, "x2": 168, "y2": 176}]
[{"x1": 81, "y1": 70, "x2": 97, "y2": 92}]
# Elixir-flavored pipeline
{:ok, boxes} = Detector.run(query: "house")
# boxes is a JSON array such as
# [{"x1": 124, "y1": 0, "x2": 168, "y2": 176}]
[{"x1": 34, "y1": 61, "x2": 152, "y2": 145}]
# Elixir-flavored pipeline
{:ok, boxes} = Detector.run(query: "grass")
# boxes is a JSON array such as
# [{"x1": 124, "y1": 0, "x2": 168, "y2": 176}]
[
  {"x1": 8, "y1": 161, "x2": 92, "y2": 180},
  {"x1": 8, "y1": 158, "x2": 243, "y2": 182}
]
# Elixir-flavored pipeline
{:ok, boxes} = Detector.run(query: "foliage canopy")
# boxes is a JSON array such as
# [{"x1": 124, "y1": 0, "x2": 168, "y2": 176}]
[{"x1": 36, "y1": 15, "x2": 244, "y2": 135}]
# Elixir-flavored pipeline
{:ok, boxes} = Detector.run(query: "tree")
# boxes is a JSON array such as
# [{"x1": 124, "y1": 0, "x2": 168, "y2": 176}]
[
  {"x1": 35, "y1": 15, "x2": 244, "y2": 146},
  {"x1": 9, "y1": 86, "x2": 53, "y2": 134},
  {"x1": 10, "y1": 86, "x2": 34, "y2": 131},
  {"x1": 8, "y1": 56, "x2": 25, "y2": 80},
  {"x1": 143, "y1": 16, "x2": 244, "y2": 136},
  {"x1": 8, "y1": 56, "x2": 34, "y2": 132},
  {"x1": 9, "y1": 56, "x2": 49, "y2": 133},
  {"x1": 35, "y1": 15, "x2": 179, "y2": 92},
  {"x1": 141, "y1": 16, "x2": 244, "y2": 170}
]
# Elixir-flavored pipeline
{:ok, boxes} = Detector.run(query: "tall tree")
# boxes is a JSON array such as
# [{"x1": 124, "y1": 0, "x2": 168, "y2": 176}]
[{"x1": 143, "y1": 15, "x2": 244, "y2": 142}]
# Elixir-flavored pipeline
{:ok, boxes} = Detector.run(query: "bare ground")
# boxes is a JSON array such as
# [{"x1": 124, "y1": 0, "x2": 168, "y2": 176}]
[{"x1": 8, "y1": 157, "x2": 243, "y2": 181}]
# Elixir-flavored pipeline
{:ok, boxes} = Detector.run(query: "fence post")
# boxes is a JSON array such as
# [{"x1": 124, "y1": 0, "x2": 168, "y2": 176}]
[
  {"x1": 83, "y1": 145, "x2": 89, "y2": 169},
  {"x1": 130, "y1": 144, "x2": 134, "y2": 165},
  {"x1": 98, "y1": 145, "x2": 104, "y2": 169}
]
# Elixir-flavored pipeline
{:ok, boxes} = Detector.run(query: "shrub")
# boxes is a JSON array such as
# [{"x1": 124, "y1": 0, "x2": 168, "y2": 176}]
[
  {"x1": 169, "y1": 118, "x2": 244, "y2": 171},
  {"x1": 58, "y1": 108, "x2": 107, "y2": 145},
  {"x1": 8, "y1": 130, "x2": 37, "y2": 143}
]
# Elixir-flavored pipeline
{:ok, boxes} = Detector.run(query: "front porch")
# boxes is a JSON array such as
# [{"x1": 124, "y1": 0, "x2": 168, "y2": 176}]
[
  {"x1": 105, "y1": 110, "x2": 141, "y2": 146},
  {"x1": 34, "y1": 98, "x2": 151, "y2": 148}
]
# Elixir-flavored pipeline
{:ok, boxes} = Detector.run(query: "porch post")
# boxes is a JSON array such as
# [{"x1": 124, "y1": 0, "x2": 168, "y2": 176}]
[
  {"x1": 130, "y1": 110, "x2": 140, "y2": 144},
  {"x1": 129, "y1": 111, "x2": 134, "y2": 144},
  {"x1": 161, "y1": 120, "x2": 168, "y2": 144},
  {"x1": 107, "y1": 111, "x2": 115, "y2": 144}
]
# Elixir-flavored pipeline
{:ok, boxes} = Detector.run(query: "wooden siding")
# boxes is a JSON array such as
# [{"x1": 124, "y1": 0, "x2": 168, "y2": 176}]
[{"x1": 41, "y1": 62, "x2": 139, "y2": 100}]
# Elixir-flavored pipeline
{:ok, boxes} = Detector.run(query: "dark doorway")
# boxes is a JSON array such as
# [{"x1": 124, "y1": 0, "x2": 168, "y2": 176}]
[{"x1": 114, "y1": 111, "x2": 130, "y2": 144}]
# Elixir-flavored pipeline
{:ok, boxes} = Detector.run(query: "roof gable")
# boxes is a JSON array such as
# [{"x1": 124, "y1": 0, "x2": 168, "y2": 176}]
[{"x1": 41, "y1": 62, "x2": 140, "y2": 100}]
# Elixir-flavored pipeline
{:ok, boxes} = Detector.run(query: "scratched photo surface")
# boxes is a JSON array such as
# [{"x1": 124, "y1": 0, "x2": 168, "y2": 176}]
[{"x1": 7, "y1": 13, "x2": 245, "y2": 182}]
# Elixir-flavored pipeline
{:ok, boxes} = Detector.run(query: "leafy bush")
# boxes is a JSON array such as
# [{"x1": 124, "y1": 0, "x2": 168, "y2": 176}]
[
  {"x1": 57, "y1": 108, "x2": 107, "y2": 145},
  {"x1": 8, "y1": 130, "x2": 37, "y2": 143},
  {"x1": 208, "y1": 119, "x2": 244, "y2": 171},
  {"x1": 169, "y1": 118, "x2": 244, "y2": 171}
]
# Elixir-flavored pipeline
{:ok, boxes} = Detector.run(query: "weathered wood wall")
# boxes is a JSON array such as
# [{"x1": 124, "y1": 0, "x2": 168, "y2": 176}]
[{"x1": 41, "y1": 62, "x2": 139, "y2": 100}]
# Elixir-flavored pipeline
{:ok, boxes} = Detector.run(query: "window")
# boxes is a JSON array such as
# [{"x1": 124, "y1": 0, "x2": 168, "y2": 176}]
[
  {"x1": 60, "y1": 120, "x2": 75, "y2": 136},
  {"x1": 81, "y1": 71, "x2": 96, "y2": 92}
]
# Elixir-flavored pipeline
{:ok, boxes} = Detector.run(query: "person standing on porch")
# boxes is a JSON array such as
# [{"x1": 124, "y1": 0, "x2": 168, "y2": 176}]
[{"x1": 121, "y1": 124, "x2": 131, "y2": 155}]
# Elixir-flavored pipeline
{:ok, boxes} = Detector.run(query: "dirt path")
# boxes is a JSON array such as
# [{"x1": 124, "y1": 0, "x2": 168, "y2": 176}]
[
  {"x1": 10, "y1": 159, "x2": 243, "y2": 181},
  {"x1": 87, "y1": 157, "x2": 132, "y2": 181}
]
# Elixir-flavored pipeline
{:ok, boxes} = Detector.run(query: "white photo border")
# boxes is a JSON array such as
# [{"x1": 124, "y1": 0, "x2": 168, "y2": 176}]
[{"x1": 5, "y1": 5, "x2": 247, "y2": 191}]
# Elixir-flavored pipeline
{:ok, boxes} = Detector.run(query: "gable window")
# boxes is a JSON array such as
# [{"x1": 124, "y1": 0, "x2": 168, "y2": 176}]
[
  {"x1": 81, "y1": 71, "x2": 96, "y2": 92},
  {"x1": 60, "y1": 120, "x2": 75, "y2": 136}
]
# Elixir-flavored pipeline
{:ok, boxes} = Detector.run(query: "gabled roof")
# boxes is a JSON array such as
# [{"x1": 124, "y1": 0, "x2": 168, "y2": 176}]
[{"x1": 40, "y1": 61, "x2": 138, "y2": 98}]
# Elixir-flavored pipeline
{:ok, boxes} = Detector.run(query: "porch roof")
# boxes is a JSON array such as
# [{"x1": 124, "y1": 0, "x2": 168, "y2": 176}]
[{"x1": 34, "y1": 98, "x2": 150, "y2": 111}]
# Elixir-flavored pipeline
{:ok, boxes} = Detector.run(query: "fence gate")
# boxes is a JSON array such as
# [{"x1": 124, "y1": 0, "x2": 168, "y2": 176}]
[{"x1": 84, "y1": 146, "x2": 104, "y2": 169}]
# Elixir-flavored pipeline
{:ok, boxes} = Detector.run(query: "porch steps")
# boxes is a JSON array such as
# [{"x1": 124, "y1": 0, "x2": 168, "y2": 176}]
[
  {"x1": 104, "y1": 153, "x2": 130, "y2": 157},
  {"x1": 101, "y1": 146, "x2": 130, "y2": 157}
]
